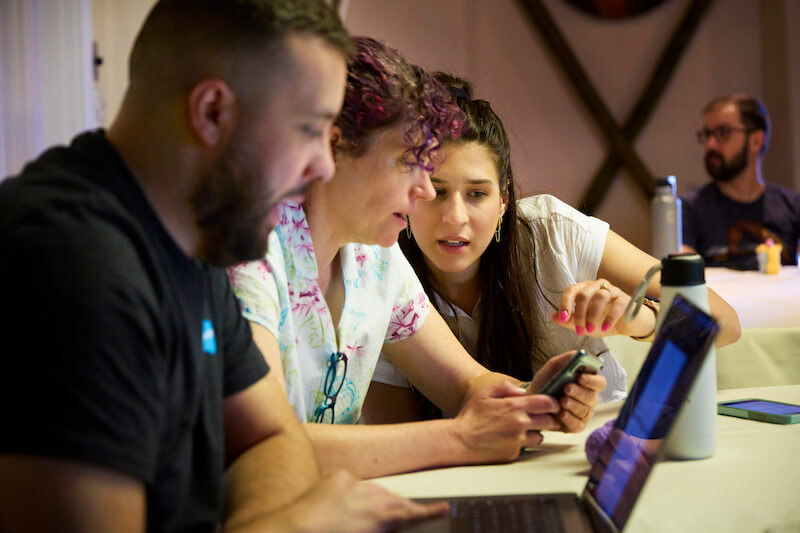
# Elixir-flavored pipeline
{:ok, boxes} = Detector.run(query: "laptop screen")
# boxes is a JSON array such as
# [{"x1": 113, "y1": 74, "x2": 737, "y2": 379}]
[{"x1": 584, "y1": 294, "x2": 719, "y2": 532}]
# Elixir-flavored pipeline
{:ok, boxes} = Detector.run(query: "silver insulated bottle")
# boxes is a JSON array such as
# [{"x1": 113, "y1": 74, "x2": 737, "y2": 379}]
[{"x1": 651, "y1": 175, "x2": 682, "y2": 260}]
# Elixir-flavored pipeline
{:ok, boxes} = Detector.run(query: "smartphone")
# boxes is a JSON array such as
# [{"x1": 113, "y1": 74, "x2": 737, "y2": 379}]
[
  {"x1": 538, "y1": 349, "x2": 604, "y2": 397},
  {"x1": 718, "y1": 398, "x2": 800, "y2": 425}
]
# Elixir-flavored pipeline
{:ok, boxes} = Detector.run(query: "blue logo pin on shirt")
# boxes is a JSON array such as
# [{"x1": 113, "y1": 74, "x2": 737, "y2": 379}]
[{"x1": 202, "y1": 319, "x2": 217, "y2": 355}]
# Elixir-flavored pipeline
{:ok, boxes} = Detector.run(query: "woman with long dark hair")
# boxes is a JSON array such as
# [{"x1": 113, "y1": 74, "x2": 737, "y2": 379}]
[{"x1": 365, "y1": 73, "x2": 740, "y2": 419}]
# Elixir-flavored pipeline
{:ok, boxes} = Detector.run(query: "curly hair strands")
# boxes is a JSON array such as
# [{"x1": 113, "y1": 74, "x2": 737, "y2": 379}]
[{"x1": 334, "y1": 37, "x2": 463, "y2": 171}]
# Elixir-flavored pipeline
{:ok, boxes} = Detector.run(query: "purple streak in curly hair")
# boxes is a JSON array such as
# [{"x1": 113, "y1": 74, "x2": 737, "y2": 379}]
[{"x1": 335, "y1": 37, "x2": 463, "y2": 171}]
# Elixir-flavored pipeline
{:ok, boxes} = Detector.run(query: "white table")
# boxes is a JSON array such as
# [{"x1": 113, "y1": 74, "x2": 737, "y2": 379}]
[
  {"x1": 609, "y1": 267, "x2": 800, "y2": 390},
  {"x1": 704, "y1": 266, "x2": 800, "y2": 329},
  {"x1": 374, "y1": 385, "x2": 800, "y2": 533}
]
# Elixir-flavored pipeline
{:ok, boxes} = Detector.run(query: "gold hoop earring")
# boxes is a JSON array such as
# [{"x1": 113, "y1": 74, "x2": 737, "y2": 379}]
[
  {"x1": 495, "y1": 215, "x2": 503, "y2": 242},
  {"x1": 405, "y1": 215, "x2": 412, "y2": 239}
]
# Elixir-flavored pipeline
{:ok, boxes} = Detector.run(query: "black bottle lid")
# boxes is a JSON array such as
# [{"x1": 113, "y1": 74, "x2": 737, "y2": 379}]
[
  {"x1": 661, "y1": 253, "x2": 705, "y2": 286},
  {"x1": 654, "y1": 175, "x2": 676, "y2": 195}
]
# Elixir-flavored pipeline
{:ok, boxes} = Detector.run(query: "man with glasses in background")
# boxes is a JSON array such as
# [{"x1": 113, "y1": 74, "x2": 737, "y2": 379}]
[{"x1": 681, "y1": 94, "x2": 800, "y2": 269}]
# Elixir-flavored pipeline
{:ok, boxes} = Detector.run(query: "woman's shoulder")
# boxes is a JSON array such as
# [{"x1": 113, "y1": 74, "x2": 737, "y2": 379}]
[
  {"x1": 516, "y1": 194, "x2": 609, "y2": 253},
  {"x1": 517, "y1": 193, "x2": 582, "y2": 222}
]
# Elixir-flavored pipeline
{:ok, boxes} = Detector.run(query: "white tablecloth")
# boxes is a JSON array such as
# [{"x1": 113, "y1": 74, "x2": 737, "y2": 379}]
[
  {"x1": 704, "y1": 266, "x2": 800, "y2": 328},
  {"x1": 375, "y1": 385, "x2": 800, "y2": 533}
]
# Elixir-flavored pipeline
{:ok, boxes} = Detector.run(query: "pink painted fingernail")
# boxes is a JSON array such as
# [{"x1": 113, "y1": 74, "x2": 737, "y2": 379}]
[
  {"x1": 586, "y1": 323, "x2": 595, "y2": 333},
  {"x1": 602, "y1": 322, "x2": 610, "y2": 332},
  {"x1": 559, "y1": 310, "x2": 569, "y2": 322},
  {"x1": 576, "y1": 325, "x2": 585, "y2": 336},
  {"x1": 551, "y1": 312, "x2": 558, "y2": 321}
]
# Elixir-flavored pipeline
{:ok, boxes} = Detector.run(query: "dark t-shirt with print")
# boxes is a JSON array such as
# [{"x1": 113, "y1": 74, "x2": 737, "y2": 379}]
[
  {"x1": 681, "y1": 181, "x2": 800, "y2": 270},
  {"x1": 0, "y1": 130, "x2": 269, "y2": 532}
]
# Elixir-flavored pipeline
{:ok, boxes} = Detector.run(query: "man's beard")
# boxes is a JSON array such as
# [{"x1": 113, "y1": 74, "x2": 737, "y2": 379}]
[
  {"x1": 705, "y1": 141, "x2": 748, "y2": 183},
  {"x1": 190, "y1": 141, "x2": 277, "y2": 267}
]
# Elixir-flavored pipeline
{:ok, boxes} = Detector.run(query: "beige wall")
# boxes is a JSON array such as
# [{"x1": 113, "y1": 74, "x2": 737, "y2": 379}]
[
  {"x1": 344, "y1": 0, "x2": 798, "y2": 251},
  {"x1": 91, "y1": 0, "x2": 156, "y2": 126},
  {"x1": 92, "y1": 0, "x2": 799, "y2": 251},
  {"x1": 782, "y1": 0, "x2": 800, "y2": 192},
  {"x1": 761, "y1": 0, "x2": 798, "y2": 193}
]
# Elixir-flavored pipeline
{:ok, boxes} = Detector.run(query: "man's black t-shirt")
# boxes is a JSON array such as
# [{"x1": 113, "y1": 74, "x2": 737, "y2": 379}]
[
  {"x1": 0, "y1": 131, "x2": 269, "y2": 532},
  {"x1": 682, "y1": 181, "x2": 800, "y2": 269}
]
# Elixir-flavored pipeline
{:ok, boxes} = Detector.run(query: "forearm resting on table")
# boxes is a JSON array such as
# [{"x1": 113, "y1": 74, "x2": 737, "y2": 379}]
[
  {"x1": 223, "y1": 428, "x2": 319, "y2": 530},
  {"x1": 222, "y1": 379, "x2": 320, "y2": 531},
  {"x1": 644, "y1": 286, "x2": 740, "y2": 348},
  {"x1": 707, "y1": 288, "x2": 741, "y2": 347},
  {"x1": 304, "y1": 418, "x2": 481, "y2": 479},
  {"x1": 640, "y1": 263, "x2": 739, "y2": 347},
  {"x1": 641, "y1": 282, "x2": 739, "y2": 347}
]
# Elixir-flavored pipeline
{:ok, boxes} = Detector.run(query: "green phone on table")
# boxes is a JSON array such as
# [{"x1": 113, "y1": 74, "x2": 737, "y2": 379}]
[{"x1": 718, "y1": 398, "x2": 800, "y2": 424}]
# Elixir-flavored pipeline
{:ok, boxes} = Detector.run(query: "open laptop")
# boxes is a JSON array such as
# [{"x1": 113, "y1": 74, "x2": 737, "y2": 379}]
[{"x1": 409, "y1": 293, "x2": 720, "y2": 533}]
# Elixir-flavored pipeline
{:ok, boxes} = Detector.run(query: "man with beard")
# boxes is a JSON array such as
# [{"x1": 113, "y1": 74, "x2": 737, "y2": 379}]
[
  {"x1": 681, "y1": 94, "x2": 800, "y2": 269},
  {"x1": 0, "y1": 1, "x2": 447, "y2": 531}
]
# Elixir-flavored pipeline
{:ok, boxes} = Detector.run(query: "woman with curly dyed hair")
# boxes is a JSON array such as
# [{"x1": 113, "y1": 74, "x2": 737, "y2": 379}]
[{"x1": 228, "y1": 37, "x2": 605, "y2": 478}]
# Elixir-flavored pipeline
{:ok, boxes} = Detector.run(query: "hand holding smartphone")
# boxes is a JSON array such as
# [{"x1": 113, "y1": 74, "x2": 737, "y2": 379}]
[{"x1": 539, "y1": 349, "x2": 603, "y2": 397}]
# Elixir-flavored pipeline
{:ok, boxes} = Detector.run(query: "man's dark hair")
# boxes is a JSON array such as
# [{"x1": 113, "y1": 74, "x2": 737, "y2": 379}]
[
  {"x1": 128, "y1": 0, "x2": 352, "y2": 106},
  {"x1": 704, "y1": 93, "x2": 771, "y2": 157}
]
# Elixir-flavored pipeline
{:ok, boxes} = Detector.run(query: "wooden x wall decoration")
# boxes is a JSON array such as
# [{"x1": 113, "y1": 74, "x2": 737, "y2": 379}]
[{"x1": 517, "y1": 0, "x2": 714, "y2": 214}]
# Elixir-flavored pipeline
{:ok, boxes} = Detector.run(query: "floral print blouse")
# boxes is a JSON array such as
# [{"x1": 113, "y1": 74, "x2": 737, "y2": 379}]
[{"x1": 228, "y1": 201, "x2": 430, "y2": 423}]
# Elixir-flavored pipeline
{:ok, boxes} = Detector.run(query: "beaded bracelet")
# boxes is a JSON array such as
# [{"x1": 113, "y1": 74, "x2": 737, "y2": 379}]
[{"x1": 630, "y1": 297, "x2": 660, "y2": 342}]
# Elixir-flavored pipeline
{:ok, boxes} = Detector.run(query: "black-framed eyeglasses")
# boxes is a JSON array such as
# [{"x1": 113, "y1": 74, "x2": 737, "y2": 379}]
[
  {"x1": 314, "y1": 352, "x2": 348, "y2": 423},
  {"x1": 696, "y1": 125, "x2": 750, "y2": 144}
]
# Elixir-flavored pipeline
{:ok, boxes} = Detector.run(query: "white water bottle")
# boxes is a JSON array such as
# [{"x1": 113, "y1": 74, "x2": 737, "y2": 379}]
[
  {"x1": 651, "y1": 176, "x2": 682, "y2": 260},
  {"x1": 658, "y1": 253, "x2": 716, "y2": 460}
]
